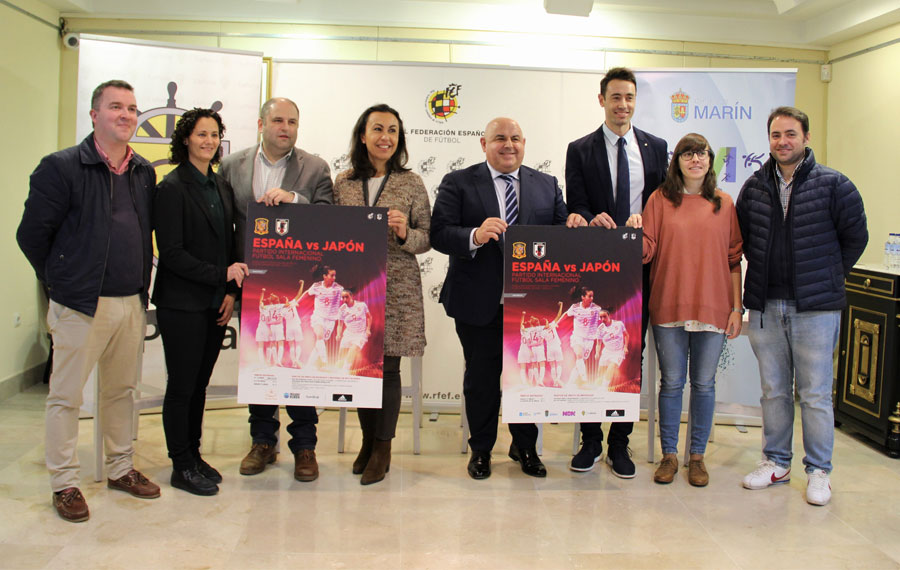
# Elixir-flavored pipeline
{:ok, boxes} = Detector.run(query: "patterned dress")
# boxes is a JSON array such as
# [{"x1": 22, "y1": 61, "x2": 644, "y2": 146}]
[{"x1": 333, "y1": 169, "x2": 432, "y2": 356}]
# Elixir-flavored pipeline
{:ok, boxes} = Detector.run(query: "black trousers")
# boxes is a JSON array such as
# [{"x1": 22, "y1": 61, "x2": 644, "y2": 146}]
[
  {"x1": 579, "y1": 265, "x2": 652, "y2": 448},
  {"x1": 455, "y1": 309, "x2": 537, "y2": 452},
  {"x1": 357, "y1": 355, "x2": 402, "y2": 441},
  {"x1": 248, "y1": 403, "x2": 318, "y2": 454},
  {"x1": 158, "y1": 307, "x2": 226, "y2": 471}
]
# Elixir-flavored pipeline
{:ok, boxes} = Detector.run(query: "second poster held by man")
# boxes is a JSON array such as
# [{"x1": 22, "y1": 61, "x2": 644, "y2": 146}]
[{"x1": 503, "y1": 225, "x2": 642, "y2": 423}]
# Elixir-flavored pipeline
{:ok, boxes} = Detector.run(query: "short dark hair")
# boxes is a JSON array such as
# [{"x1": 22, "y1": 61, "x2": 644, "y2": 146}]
[
  {"x1": 312, "y1": 263, "x2": 335, "y2": 278},
  {"x1": 569, "y1": 285, "x2": 594, "y2": 302},
  {"x1": 259, "y1": 97, "x2": 299, "y2": 122},
  {"x1": 91, "y1": 80, "x2": 134, "y2": 110},
  {"x1": 347, "y1": 104, "x2": 410, "y2": 180},
  {"x1": 767, "y1": 106, "x2": 809, "y2": 135},
  {"x1": 659, "y1": 132, "x2": 721, "y2": 213},
  {"x1": 168, "y1": 108, "x2": 226, "y2": 166},
  {"x1": 600, "y1": 67, "x2": 636, "y2": 97}
]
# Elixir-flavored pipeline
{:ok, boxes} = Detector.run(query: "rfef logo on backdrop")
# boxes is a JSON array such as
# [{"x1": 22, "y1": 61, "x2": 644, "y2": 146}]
[
  {"x1": 670, "y1": 89, "x2": 689, "y2": 123},
  {"x1": 425, "y1": 83, "x2": 461, "y2": 123},
  {"x1": 417, "y1": 156, "x2": 437, "y2": 176}
]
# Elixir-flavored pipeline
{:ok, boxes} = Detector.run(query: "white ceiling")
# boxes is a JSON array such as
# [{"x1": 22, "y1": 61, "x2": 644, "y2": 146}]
[{"x1": 45, "y1": 0, "x2": 900, "y2": 49}]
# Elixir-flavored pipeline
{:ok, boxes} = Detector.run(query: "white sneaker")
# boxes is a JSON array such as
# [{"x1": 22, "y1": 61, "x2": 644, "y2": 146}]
[
  {"x1": 742, "y1": 460, "x2": 791, "y2": 490},
  {"x1": 806, "y1": 469, "x2": 832, "y2": 506}
]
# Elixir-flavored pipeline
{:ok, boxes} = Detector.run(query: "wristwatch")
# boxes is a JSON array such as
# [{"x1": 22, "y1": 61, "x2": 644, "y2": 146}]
[{"x1": 732, "y1": 307, "x2": 746, "y2": 315}]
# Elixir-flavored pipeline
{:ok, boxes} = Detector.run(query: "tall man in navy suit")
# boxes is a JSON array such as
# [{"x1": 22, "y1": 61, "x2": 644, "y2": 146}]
[
  {"x1": 431, "y1": 117, "x2": 586, "y2": 480},
  {"x1": 565, "y1": 67, "x2": 669, "y2": 478}
]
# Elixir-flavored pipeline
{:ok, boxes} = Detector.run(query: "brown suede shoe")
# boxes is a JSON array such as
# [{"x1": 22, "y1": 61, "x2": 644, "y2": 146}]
[
  {"x1": 653, "y1": 453, "x2": 679, "y2": 484},
  {"x1": 108, "y1": 469, "x2": 161, "y2": 498},
  {"x1": 240, "y1": 443, "x2": 277, "y2": 475},
  {"x1": 53, "y1": 487, "x2": 89, "y2": 522},
  {"x1": 688, "y1": 454, "x2": 709, "y2": 487},
  {"x1": 294, "y1": 449, "x2": 319, "y2": 482}
]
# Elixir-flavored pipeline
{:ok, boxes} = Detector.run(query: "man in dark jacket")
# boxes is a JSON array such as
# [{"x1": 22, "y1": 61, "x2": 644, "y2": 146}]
[
  {"x1": 736, "y1": 106, "x2": 867, "y2": 507},
  {"x1": 17, "y1": 80, "x2": 160, "y2": 522},
  {"x1": 564, "y1": 67, "x2": 668, "y2": 478},
  {"x1": 431, "y1": 117, "x2": 585, "y2": 481},
  {"x1": 219, "y1": 97, "x2": 333, "y2": 483}
]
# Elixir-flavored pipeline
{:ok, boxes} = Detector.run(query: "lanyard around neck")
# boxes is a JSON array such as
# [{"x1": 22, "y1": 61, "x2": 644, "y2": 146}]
[{"x1": 362, "y1": 172, "x2": 390, "y2": 207}]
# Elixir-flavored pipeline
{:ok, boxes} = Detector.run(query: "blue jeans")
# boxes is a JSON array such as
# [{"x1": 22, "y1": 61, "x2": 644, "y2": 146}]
[
  {"x1": 747, "y1": 300, "x2": 840, "y2": 473},
  {"x1": 653, "y1": 326, "x2": 726, "y2": 455}
]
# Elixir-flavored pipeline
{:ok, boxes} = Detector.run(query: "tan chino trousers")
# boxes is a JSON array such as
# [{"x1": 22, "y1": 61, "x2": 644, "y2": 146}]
[{"x1": 45, "y1": 295, "x2": 145, "y2": 491}]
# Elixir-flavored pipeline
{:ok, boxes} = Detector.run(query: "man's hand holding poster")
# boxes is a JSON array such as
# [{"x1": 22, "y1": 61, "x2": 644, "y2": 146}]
[
  {"x1": 503, "y1": 226, "x2": 642, "y2": 423},
  {"x1": 238, "y1": 203, "x2": 388, "y2": 408}
]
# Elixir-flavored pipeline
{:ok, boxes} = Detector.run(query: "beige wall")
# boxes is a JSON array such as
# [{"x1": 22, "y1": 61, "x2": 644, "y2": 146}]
[
  {"x1": 1, "y1": 0, "x2": 60, "y2": 391},
  {"x1": 827, "y1": 23, "x2": 900, "y2": 265},
  {"x1": 60, "y1": 19, "x2": 828, "y2": 157}
]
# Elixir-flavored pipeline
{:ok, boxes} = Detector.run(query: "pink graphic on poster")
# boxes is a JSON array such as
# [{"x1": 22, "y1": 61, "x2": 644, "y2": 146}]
[
  {"x1": 503, "y1": 226, "x2": 642, "y2": 423},
  {"x1": 238, "y1": 203, "x2": 388, "y2": 408}
]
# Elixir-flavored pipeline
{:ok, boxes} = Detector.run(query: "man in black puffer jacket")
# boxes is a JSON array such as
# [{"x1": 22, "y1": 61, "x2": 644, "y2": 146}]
[{"x1": 736, "y1": 106, "x2": 867, "y2": 507}]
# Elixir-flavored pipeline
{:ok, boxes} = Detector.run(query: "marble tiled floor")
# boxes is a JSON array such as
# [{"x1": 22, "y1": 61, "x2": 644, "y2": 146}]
[{"x1": 1, "y1": 384, "x2": 899, "y2": 570}]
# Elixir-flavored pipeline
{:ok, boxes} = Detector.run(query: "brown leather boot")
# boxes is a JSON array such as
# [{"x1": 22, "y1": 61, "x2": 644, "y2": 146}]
[
  {"x1": 653, "y1": 453, "x2": 679, "y2": 484},
  {"x1": 688, "y1": 454, "x2": 709, "y2": 487},
  {"x1": 240, "y1": 443, "x2": 277, "y2": 476},
  {"x1": 353, "y1": 437, "x2": 374, "y2": 475},
  {"x1": 360, "y1": 439, "x2": 391, "y2": 485},
  {"x1": 293, "y1": 449, "x2": 319, "y2": 482}
]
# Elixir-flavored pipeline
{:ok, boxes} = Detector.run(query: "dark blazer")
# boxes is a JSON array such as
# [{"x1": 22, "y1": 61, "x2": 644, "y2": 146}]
[
  {"x1": 218, "y1": 145, "x2": 333, "y2": 258},
  {"x1": 152, "y1": 163, "x2": 239, "y2": 311},
  {"x1": 431, "y1": 162, "x2": 568, "y2": 327},
  {"x1": 565, "y1": 125, "x2": 668, "y2": 223}
]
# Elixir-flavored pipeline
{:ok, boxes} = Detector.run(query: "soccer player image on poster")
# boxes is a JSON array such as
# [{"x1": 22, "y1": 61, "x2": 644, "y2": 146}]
[
  {"x1": 238, "y1": 203, "x2": 388, "y2": 408},
  {"x1": 502, "y1": 225, "x2": 642, "y2": 423}
]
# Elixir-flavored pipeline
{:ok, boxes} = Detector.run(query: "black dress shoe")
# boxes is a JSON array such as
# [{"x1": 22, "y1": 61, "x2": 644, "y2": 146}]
[
  {"x1": 467, "y1": 450, "x2": 491, "y2": 480},
  {"x1": 195, "y1": 457, "x2": 223, "y2": 484},
  {"x1": 508, "y1": 443, "x2": 547, "y2": 478},
  {"x1": 171, "y1": 466, "x2": 219, "y2": 496}
]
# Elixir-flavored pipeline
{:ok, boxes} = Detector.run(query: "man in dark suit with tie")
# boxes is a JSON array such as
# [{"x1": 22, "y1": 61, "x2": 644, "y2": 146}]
[
  {"x1": 219, "y1": 97, "x2": 333, "y2": 482},
  {"x1": 431, "y1": 117, "x2": 586, "y2": 479},
  {"x1": 564, "y1": 67, "x2": 669, "y2": 479}
]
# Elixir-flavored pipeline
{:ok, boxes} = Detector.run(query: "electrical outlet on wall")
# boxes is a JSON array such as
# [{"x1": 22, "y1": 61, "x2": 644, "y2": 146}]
[{"x1": 12, "y1": 313, "x2": 21, "y2": 327}]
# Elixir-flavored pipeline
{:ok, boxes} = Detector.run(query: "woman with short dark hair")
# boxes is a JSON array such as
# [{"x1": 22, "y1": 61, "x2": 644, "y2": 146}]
[{"x1": 153, "y1": 108, "x2": 248, "y2": 495}]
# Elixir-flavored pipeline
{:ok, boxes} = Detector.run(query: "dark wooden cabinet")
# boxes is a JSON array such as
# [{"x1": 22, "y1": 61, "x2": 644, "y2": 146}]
[{"x1": 835, "y1": 265, "x2": 900, "y2": 457}]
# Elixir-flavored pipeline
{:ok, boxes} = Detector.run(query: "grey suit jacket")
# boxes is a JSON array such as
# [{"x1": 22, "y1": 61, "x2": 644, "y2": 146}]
[{"x1": 219, "y1": 144, "x2": 334, "y2": 259}]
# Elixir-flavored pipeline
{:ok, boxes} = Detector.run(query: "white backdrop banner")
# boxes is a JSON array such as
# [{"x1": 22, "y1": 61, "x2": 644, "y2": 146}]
[
  {"x1": 272, "y1": 61, "x2": 795, "y2": 412},
  {"x1": 635, "y1": 69, "x2": 797, "y2": 200},
  {"x1": 272, "y1": 61, "x2": 604, "y2": 411},
  {"x1": 75, "y1": 35, "x2": 263, "y2": 179},
  {"x1": 75, "y1": 35, "x2": 262, "y2": 413}
]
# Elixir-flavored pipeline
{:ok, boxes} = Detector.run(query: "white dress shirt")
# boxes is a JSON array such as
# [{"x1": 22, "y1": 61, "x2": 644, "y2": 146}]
[
  {"x1": 601, "y1": 123, "x2": 646, "y2": 216},
  {"x1": 252, "y1": 144, "x2": 300, "y2": 203},
  {"x1": 469, "y1": 163, "x2": 521, "y2": 250}
]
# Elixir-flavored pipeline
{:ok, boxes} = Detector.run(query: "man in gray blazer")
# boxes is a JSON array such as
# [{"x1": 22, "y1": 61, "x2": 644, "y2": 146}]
[{"x1": 219, "y1": 97, "x2": 333, "y2": 482}]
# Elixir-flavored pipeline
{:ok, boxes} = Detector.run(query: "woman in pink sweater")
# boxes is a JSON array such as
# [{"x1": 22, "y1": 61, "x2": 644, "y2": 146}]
[{"x1": 626, "y1": 133, "x2": 743, "y2": 487}]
